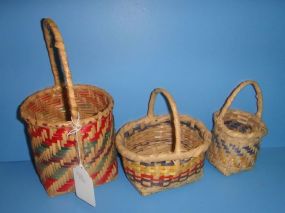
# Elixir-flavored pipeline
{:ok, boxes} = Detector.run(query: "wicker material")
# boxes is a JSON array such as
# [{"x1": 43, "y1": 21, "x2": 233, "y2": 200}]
[
  {"x1": 207, "y1": 80, "x2": 267, "y2": 176},
  {"x1": 20, "y1": 18, "x2": 118, "y2": 196},
  {"x1": 116, "y1": 88, "x2": 211, "y2": 195}
]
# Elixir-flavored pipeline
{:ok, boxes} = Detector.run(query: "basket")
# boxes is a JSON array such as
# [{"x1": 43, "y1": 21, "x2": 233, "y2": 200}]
[
  {"x1": 116, "y1": 88, "x2": 211, "y2": 195},
  {"x1": 20, "y1": 18, "x2": 118, "y2": 196},
  {"x1": 207, "y1": 80, "x2": 267, "y2": 176}
]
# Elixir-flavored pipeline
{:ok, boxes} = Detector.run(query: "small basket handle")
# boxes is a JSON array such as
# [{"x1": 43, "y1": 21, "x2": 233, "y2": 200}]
[
  {"x1": 147, "y1": 88, "x2": 182, "y2": 154},
  {"x1": 42, "y1": 18, "x2": 78, "y2": 119},
  {"x1": 218, "y1": 80, "x2": 263, "y2": 120}
]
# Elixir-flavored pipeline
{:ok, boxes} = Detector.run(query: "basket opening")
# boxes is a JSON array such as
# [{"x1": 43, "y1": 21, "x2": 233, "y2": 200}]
[
  {"x1": 123, "y1": 120, "x2": 204, "y2": 156},
  {"x1": 224, "y1": 120, "x2": 252, "y2": 134},
  {"x1": 21, "y1": 86, "x2": 111, "y2": 124}
]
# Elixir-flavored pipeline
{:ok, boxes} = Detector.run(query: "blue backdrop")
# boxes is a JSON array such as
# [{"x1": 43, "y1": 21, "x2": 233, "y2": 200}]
[{"x1": 0, "y1": 0, "x2": 284, "y2": 161}]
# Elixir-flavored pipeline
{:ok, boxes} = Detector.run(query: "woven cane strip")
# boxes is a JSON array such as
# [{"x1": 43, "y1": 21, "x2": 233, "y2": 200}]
[
  {"x1": 83, "y1": 116, "x2": 118, "y2": 185},
  {"x1": 89, "y1": 146, "x2": 118, "y2": 185},
  {"x1": 28, "y1": 112, "x2": 116, "y2": 196},
  {"x1": 116, "y1": 88, "x2": 211, "y2": 195},
  {"x1": 28, "y1": 106, "x2": 115, "y2": 196},
  {"x1": 117, "y1": 115, "x2": 210, "y2": 162},
  {"x1": 21, "y1": 86, "x2": 113, "y2": 127},
  {"x1": 207, "y1": 80, "x2": 267, "y2": 175},
  {"x1": 207, "y1": 135, "x2": 260, "y2": 176},
  {"x1": 82, "y1": 114, "x2": 113, "y2": 165},
  {"x1": 123, "y1": 156, "x2": 204, "y2": 195},
  {"x1": 123, "y1": 156, "x2": 204, "y2": 180}
]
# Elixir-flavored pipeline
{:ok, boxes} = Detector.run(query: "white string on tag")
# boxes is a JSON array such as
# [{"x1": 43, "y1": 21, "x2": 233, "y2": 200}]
[{"x1": 68, "y1": 112, "x2": 83, "y2": 164}]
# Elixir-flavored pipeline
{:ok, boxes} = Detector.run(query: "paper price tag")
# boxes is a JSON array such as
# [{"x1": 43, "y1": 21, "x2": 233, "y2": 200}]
[{"x1": 73, "y1": 164, "x2": 96, "y2": 207}]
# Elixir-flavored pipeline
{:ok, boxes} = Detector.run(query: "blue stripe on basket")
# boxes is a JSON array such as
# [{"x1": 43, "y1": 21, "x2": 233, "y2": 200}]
[
  {"x1": 243, "y1": 146, "x2": 256, "y2": 155},
  {"x1": 229, "y1": 144, "x2": 243, "y2": 156},
  {"x1": 220, "y1": 140, "x2": 230, "y2": 154}
]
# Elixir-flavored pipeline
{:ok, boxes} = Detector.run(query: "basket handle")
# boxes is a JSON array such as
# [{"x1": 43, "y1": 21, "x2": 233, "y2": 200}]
[
  {"x1": 147, "y1": 88, "x2": 182, "y2": 154},
  {"x1": 218, "y1": 80, "x2": 263, "y2": 120},
  {"x1": 42, "y1": 18, "x2": 78, "y2": 119}
]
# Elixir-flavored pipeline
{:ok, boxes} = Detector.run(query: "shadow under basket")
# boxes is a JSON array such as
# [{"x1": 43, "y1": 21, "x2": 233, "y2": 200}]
[
  {"x1": 207, "y1": 80, "x2": 267, "y2": 176},
  {"x1": 116, "y1": 88, "x2": 211, "y2": 195}
]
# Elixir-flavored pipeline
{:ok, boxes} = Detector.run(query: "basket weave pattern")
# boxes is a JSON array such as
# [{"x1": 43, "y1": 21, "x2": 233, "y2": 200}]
[
  {"x1": 116, "y1": 88, "x2": 211, "y2": 195},
  {"x1": 207, "y1": 80, "x2": 267, "y2": 176},
  {"x1": 20, "y1": 19, "x2": 117, "y2": 196}
]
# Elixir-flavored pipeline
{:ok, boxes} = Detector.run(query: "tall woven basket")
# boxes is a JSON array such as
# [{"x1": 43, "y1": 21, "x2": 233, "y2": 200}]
[
  {"x1": 20, "y1": 18, "x2": 118, "y2": 196},
  {"x1": 116, "y1": 88, "x2": 211, "y2": 195},
  {"x1": 207, "y1": 80, "x2": 267, "y2": 176}
]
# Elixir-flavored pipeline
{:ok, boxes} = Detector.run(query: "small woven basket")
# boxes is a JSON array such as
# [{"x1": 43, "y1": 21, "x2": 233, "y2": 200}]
[
  {"x1": 20, "y1": 18, "x2": 118, "y2": 196},
  {"x1": 116, "y1": 88, "x2": 211, "y2": 195},
  {"x1": 207, "y1": 80, "x2": 267, "y2": 176}
]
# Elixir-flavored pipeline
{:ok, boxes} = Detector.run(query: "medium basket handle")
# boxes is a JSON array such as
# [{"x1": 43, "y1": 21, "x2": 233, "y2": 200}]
[
  {"x1": 42, "y1": 18, "x2": 78, "y2": 119},
  {"x1": 147, "y1": 88, "x2": 182, "y2": 154},
  {"x1": 218, "y1": 80, "x2": 263, "y2": 120}
]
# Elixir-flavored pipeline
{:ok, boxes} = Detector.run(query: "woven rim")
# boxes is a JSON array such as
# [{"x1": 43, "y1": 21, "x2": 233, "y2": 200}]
[
  {"x1": 213, "y1": 110, "x2": 267, "y2": 140},
  {"x1": 20, "y1": 84, "x2": 114, "y2": 127},
  {"x1": 214, "y1": 80, "x2": 267, "y2": 140},
  {"x1": 116, "y1": 88, "x2": 211, "y2": 163}
]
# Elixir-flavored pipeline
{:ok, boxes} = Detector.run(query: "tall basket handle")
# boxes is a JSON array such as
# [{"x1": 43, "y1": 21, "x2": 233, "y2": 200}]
[
  {"x1": 147, "y1": 88, "x2": 182, "y2": 154},
  {"x1": 42, "y1": 18, "x2": 78, "y2": 119},
  {"x1": 218, "y1": 80, "x2": 263, "y2": 120}
]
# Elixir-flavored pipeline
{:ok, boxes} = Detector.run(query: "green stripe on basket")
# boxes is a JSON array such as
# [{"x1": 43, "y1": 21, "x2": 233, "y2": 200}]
[
  {"x1": 85, "y1": 140, "x2": 116, "y2": 173},
  {"x1": 34, "y1": 145, "x2": 47, "y2": 155},
  {"x1": 36, "y1": 131, "x2": 113, "y2": 180},
  {"x1": 36, "y1": 147, "x2": 71, "y2": 171},
  {"x1": 37, "y1": 163, "x2": 68, "y2": 180},
  {"x1": 53, "y1": 147, "x2": 70, "y2": 158},
  {"x1": 83, "y1": 131, "x2": 111, "y2": 156},
  {"x1": 34, "y1": 142, "x2": 71, "y2": 155},
  {"x1": 37, "y1": 162, "x2": 49, "y2": 172},
  {"x1": 52, "y1": 167, "x2": 68, "y2": 179}
]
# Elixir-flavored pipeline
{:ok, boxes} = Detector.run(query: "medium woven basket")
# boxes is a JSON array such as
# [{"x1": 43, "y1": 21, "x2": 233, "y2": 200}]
[
  {"x1": 116, "y1": 88, "x2": 211, "y2": 195},
  {"x1": 207, "y1": 80, "x2": 267, "y2": 176},
  {"x1": 20, "y1": 18, "x2": 118, "y2": 196}
]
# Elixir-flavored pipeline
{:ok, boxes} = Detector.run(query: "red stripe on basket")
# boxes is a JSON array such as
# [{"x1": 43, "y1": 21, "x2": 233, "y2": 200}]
[
  {"x1": 44, "y1": 178, "x2": 57, "y2": 189},
  {"x1": 92, "y1": 117, "x2": 106, "y2": 141},
  {"x1": 81, "y1": 123, "x2": 93, "y2": 139},
  {"x1": 159, "y1": 175, "x2": 174, "y2": 180},
  {"x1": 81, "y1": 114, "x2": 112, "y2": 142},
  {"x1": 96, "y1": 161, "x2": 118, "y2": 185},
  {"x1": 125, "y1": 161, "x2": 204, "y2": 182},
  {"x1": 56, "y1": 179, "x2": 74, "y2": 193},
  {"x1": 63, "y1": 140, "x2": 76, "y2": 147},
  {"x1": 30, "y1": 127, "x2": 71, "y2": 147},
  {"x1": 51, "y1": 128, "x2": 66, "y2": 140},
  {"x1": 30, "y1": 127, "x2": 49, "y2": 137},
  {"x1": 141, "y1": 173, "x2": 153, "y2": 179}
]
